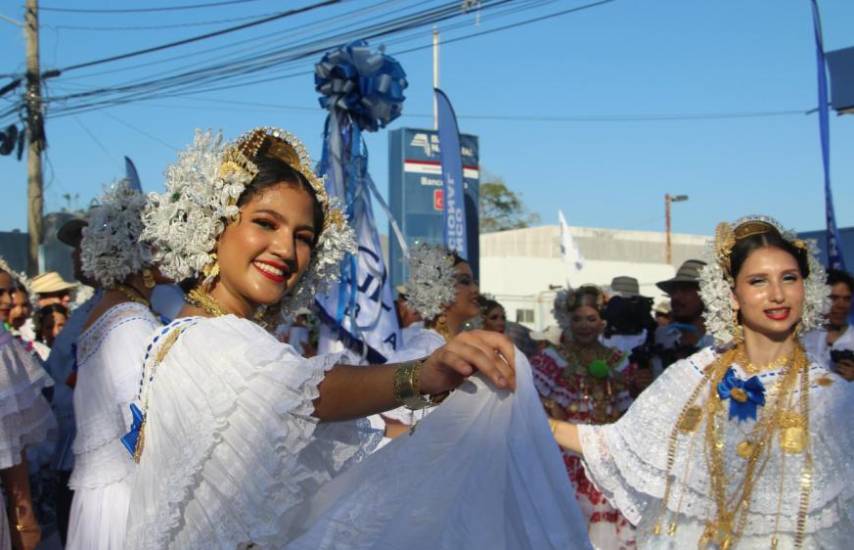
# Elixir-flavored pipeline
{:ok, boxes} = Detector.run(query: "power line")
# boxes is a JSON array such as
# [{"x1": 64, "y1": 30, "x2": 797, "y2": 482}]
[
  {"x1": 49, "y1": 11, "x2": 281, "y2": 32},
  {"x1": 39, "y1": 0, "x2": 266, "y2": 14},
  {"x1": 52, "y1": 0, "x2": 341, "y2": 74}
]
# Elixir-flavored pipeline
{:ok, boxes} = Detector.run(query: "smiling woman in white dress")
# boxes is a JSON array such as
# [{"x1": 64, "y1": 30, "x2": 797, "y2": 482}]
[
  {"x1": 122, "y1": 128, "x2": 540, "y2": 549},
  {"x1": 548, "y1": 216, "x2": 854, "y2": 549},
  {"x1": 65, "y1": 179, "x2": 163, "y2": 550}
]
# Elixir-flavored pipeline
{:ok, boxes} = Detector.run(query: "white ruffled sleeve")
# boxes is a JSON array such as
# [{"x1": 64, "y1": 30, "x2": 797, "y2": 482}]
[
  {"x1": 0, "y1": 331, "x2": 56, "y2": 469},
  {"x1": 126, "y1": 316, "x2": 377, "y2": 550}
]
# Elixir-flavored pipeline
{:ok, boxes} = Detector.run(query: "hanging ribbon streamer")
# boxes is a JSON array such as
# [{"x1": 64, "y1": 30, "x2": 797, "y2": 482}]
[{"x1": 314, "y1": 40, "x2": 408, "y2": 362}]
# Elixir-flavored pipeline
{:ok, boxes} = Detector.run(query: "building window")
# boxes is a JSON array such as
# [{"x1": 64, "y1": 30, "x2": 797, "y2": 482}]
[{"x1": 515, "y1": 309, "x2": 534, "y2": 324}]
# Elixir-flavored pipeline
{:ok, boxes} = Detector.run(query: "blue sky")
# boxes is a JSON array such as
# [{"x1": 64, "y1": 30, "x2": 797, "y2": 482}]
[{"x1": 1, "y1": 0, "x2": 853, "y2": 237}]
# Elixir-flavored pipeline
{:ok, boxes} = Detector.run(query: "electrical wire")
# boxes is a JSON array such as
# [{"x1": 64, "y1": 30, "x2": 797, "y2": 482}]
[{"x1": 39, "y1": 0, "x2": 267, "y2": 15}]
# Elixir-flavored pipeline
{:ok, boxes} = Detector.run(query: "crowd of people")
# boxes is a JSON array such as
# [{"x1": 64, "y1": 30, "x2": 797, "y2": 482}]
[{"x1": 0, "y1": 126, "x2": 852, "y2": 549}]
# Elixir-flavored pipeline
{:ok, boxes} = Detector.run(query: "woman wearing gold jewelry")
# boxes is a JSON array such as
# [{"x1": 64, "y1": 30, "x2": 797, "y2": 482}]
[
  {"x1": 124, "y1": 128, "x2": 587, "y2": 549},
  {"x1": 67, "y1": 177, "x2": 166, "y2": 550},
  {"x1": 379, "y1": 243, "x2": 482, "y2": 435},
  {"x1": 548, "y1": 216, "x2": 854, "y2": 549},
  {"x1": 531, "y1": 285, "x2": 636, "y2": 550}
]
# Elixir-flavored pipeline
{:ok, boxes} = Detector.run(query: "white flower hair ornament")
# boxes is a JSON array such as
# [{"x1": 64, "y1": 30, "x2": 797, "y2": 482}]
[
  {"x1": 699, "y1": 215, "x2": 829, "y2": 347},
  {"x1": 141, "y1": 127, "x2": 355, "y2": 317},
  {"x1": 405, "y1": 243, "x2": 457, "y2": 321},
  {"x1": 81, "y1": 178, "x2": 151, "y2": 288},
  {"x1": 0, "y1": 256, "x2": 30, "y2": 293},
  {"x1": 551, "y1": 284, "x2": 605, "y2": 330}
]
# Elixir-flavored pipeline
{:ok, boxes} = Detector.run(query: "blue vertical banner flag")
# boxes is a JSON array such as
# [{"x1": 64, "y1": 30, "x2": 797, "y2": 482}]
[
  {"x1": 435, "y1": 88, "x2": 468, "y2": 259},
  {"x1": 810, "y1": 0, "x2": 847, "y2": 270},
  {"x1": 313, "y1": 41, "x2": 408, "y2": 362}
]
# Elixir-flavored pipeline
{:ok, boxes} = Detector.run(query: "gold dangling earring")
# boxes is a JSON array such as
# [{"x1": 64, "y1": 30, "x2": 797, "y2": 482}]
[
  {"x1": 731, "y1": 316, "x2": 744, "y2": 344},
  {"x1": 142, "y1": 268, "x2": 156, "y2": 289},
  {"x1": 435, "y1": 314, "x2": 451, "y2": 342},
  {"x1": 202, "y1": 253, "x2": 220, "y2": 289}
]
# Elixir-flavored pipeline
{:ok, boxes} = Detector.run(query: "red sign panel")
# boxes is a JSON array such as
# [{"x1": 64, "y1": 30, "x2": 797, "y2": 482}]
[{"x1": 433, "y1": 189, "x2": 444, "y2": 211}]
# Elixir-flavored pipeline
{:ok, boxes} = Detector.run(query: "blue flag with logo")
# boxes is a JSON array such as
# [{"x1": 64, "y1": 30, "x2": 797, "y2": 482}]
[
  {"x1": 435, "y1": 88, "x2": 468, "y2": 259},
  {"x1": 810, "y1": 0, "x2": 847, "y2": 270}
]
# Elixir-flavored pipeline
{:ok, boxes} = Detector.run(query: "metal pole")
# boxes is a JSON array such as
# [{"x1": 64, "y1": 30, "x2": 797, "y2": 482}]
[
  {"x1": 24, "y1": 0, "x2": 44, "y2": 276},
  {"x1": 432, "y1": 27, "x2": 439, "y2": 129},
  {"x1": 665, "y1": 194, "x2": 672, "y2": 265}
]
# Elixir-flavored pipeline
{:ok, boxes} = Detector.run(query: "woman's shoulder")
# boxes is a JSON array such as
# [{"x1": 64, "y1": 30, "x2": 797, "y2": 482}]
[{"x1": 78, "y1": 302, "x2": 161, "y2": 366}]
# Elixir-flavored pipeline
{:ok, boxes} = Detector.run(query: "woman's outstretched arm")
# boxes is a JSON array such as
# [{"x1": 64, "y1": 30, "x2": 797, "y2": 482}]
[
  {"x1": 313, "y1": 330, "x2": 516, "y2": 421},
  {"x1": 548, "y1": 418, "x2": 583, "y2": 455}
]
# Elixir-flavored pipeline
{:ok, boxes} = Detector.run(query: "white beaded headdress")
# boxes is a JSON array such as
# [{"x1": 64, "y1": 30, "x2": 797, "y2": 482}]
[
  {"x1": 81, "y1": 179, "x2": 151, "y2": 288},
  {"x1": 405, "y1": 243, "x2": 457, "y2": 321},
  {"x1": 141, "y1": 127, "x2": 355, "y2": 316},
  {"x1": 552, "y1": 285, "x2": 605, "y2": 330},
  {"x1": 699, "y1": 215, "x2": 829, "y2": 346},
  {"x1": 0, "y1": 256, "x2": 29, "y2": 293}
]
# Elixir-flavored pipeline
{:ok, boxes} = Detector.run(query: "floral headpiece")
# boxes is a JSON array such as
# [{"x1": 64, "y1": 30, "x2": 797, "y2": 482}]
[
  {"x1": 0, "y1": 256, "x2": 30, "y2": 293},
  {"x1": 552, "y1": 284, "x2": 605, "y2": 330},
  {"x1": 141, "y1": 127, "x2": 355, "y2": 317},
  {"x1": 405, "y1": 243, "x2": 457, "y2": 321},
  {"x1": 81, "y1": 179, "x2": 151, "y2": 288},
  {"x1": 700, "y1": 215, "x2": 829, "y2": 346}
]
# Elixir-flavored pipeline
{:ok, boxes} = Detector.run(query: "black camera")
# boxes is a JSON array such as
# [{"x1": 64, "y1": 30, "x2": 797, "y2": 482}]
[{"x1": 830, "y1": 349, "x2": 854, "y2": 363}]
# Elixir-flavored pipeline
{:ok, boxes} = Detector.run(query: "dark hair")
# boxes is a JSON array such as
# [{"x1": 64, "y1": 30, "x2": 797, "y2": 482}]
[
  {"x1": 568, "y1": 285, "x2": 604, "y2": 314},
  {"x1": 236, "y1": 149, "x2": 324, "y2": 247},
  {"x1": 451, "y1": 252, "x2": 467, "y2": 267},
  {"x1": 603, "y1": 295, "x2": 654, "y2": 337},
  {"x1": 34, "y1": 303, "x2": 68, "y2": 343},
  {"x1": 480, "y1": 297, "x2": 504, "y2": 316},
  {"x1": 827, "y1": 268, "x2": 854, "y2": 293},
  {"x1": 729, "y1": 230, "x2": 810, "y2": 281}
]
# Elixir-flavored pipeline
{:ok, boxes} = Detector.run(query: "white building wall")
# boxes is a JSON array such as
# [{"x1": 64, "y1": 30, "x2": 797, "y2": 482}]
[{"x1": 479, "y1": 225, "x2": 710, "y2": 330}]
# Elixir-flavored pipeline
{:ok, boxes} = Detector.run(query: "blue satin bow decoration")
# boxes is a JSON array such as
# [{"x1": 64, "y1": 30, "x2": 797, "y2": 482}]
[
  {"x1": 717, "y1": 368, "x2": 766, "y2": 422},
  {"x1": 315, "y1": 40, "x2": 407, "y2": 132},
  {"x1": 121, "y1": 403, "x2": 145, "y2": 458}
]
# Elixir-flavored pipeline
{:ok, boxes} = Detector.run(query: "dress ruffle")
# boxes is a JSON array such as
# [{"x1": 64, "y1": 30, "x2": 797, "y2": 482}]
[
  {"x1": 579, "y1": 347, "x2": 854, "y2": 547},
  {"x1": 0, "y1": 330, "x2": 56, "y2": 469},
  {"x1": 70, "y1": 302, "x2": 161, "y2": 492},
  {"x1": 126, "y1": 315, "x2": 375, "y2": 550}
]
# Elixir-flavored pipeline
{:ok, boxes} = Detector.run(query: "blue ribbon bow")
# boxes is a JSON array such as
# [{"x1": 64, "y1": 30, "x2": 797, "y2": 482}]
[
  {"x1": 717, "y1": 368, "x2": 766, "y2": 422},
  {"x1": 121, "y1": 403, "x2": 145, "y2": 458},
  {"x1": 315, "y1": 40, "x2": 407, "y2": 132}
]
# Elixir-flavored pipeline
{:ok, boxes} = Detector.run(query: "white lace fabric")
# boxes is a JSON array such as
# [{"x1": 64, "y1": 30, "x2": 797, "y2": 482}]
[
  {"x1": 0, "y1": 330, "x2": 56, "y2": 469},
  {"x1": 579, "y1": 347, "x2": 854, "y2": 547},
  {"x1": 70, "y1": 302, "x2": 161, "y2": 490},
  {"x1": 125, "y1": 315, "x2": 376, "y2": 550}
]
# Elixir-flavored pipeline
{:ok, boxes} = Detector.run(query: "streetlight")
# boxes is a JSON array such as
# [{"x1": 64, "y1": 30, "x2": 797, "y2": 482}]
[{"x1": 665, "y1": 194, "x2": 689, "y2": 265}]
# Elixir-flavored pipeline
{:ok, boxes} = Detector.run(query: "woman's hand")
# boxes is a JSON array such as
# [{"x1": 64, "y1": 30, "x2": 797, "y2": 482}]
[
  {"x1": 419, "y1": 330, "x2": 516, "y2": 395},
  {"x1": 836, "y1": 358, "x2": 854, "y2": 381},
  {"x1": 9, "y1": 504, "x2": 41, "y2": 550}
]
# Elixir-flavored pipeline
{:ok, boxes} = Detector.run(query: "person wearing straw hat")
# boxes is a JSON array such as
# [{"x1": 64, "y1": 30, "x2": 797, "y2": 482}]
[
  {"x1": 651, "y1": 259, "x2": 715, "y2": 376},
  {"x1": 30, "y1": 272, "x2": 77, "y2": 309}
]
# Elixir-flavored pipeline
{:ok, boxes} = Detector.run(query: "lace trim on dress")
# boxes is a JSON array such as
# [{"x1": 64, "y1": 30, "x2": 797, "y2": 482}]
[{"x1": 579, "y1": 348, "x2": 854, "y2": 540}]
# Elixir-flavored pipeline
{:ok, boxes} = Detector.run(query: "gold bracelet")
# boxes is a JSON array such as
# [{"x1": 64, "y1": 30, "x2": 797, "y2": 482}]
[{"x1": 393, "y1": 360, "x2": 433, "y2": 410}]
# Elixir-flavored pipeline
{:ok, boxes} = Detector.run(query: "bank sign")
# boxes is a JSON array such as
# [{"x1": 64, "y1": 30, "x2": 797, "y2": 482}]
[{"x1": 388, "y1": 127, "x2": 480, "y2": 289}]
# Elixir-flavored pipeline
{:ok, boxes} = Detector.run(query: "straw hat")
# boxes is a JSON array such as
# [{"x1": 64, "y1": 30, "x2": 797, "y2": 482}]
[
  {"x1": 655, "y1": 259, "x2": 707, "y2": 294},
  {"x1": 30, "y1": 272, "x2": 77, "y2": 294}
]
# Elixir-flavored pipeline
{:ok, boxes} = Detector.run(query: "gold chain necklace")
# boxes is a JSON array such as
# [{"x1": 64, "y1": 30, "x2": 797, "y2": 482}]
[
  {"x1": 187, "y1": 287, "x2": 228, "y2": 317},
  {"x1": 653, "y1": 344, "x2": 812, "y2": 548},
  {"x1": 112, "y1": 283, "x2": 150, "y2": 308},
  {"x1": 734, "y1": 346, "x2": 794, "y2": 376}
]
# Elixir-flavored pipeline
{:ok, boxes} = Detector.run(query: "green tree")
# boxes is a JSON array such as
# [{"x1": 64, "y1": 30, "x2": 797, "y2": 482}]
[{"x1": 478, "y1": 178, "x2": 540, "y2": 233}]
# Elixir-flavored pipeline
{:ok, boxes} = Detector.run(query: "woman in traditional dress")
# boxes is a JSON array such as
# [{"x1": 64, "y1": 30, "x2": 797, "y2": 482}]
[
  {"x1": 0, "y1": 260, "x2": 56, "y2": 550},
  {"x1": 531, "y1": 284, "x2": 636, "y2": 549},
  {"x1": 549, "y1": 216, "x2": 854, "y2": 548},
  {"x1": 66, "y1": 179, "x2": 162, "y2": 549},
  {"x1": 124, "y1": 128, "x2": 580, "y2": 550},
  {"x1": 480, "y1": 297, "x2": 507, "y2": 335}
]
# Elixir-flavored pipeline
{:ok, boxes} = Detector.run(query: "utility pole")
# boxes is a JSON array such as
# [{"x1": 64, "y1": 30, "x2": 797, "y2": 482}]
[
  {"x1": 664, "y1": 193, "x2": 688, "y2": 265},
  {"x1": 24, "y1": 0, "x2": 44, "y2": 276}
]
